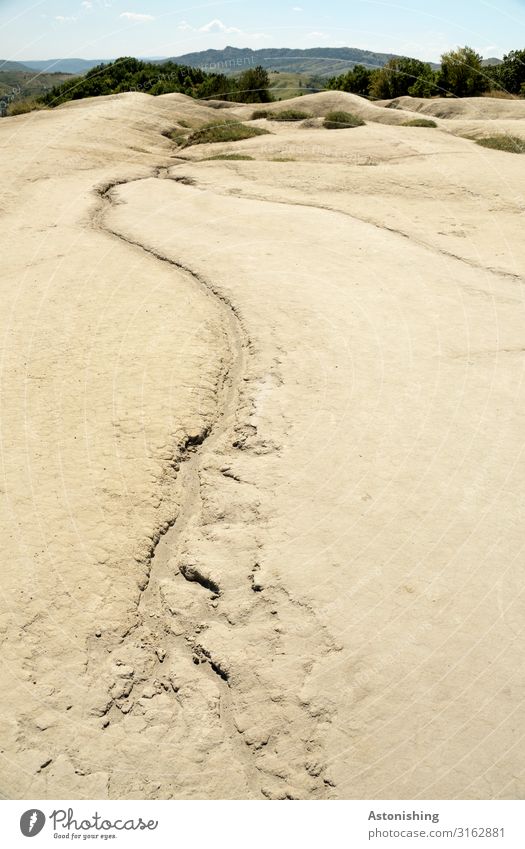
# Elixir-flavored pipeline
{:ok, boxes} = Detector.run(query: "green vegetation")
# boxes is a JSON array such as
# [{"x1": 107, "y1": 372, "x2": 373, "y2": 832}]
[
  {"x1": 0, "y1": 69, "x2": 73, "y2": 99},
  {"x1": 272, "y1": 156, "x2": 296, "y2": 161},
  {"x1": 38, "y1": 58, "x2": 272, "y2": 108},
  {"x1": 268, "y1": 71, "x2": 324, "y2": 100},
  {"x1": 271, "y1": 108, "x2": 311, "y2": 121},
  {"x1": 327, "y1": 44, "x2": 525, "y2": 100},
  {"x1": 484, "y1": 50, "x2": 525, "y2": 96},
  {"x1": 0, "y1": 69, "x2": 73, "y2": 114},
  {"x1": 6, "y1": 98, "x2": 47, "y2": 116},
  {"x1": 327, "y1": 57, "x2": 438, "y2": 99},
  {"x1": 475, "y1": 135, "x2": 525, "y2": 153},
  {"x1": 179, "y1": 120, "x2": 270, "y2": 148},
  {"x1": 235, "y1": 65, "x2": 272, "y2": 103},
  {"x1": 439, "y1": 47, "x2": 488, "y2": 97},
  {"x1": 323, "y1": 111, "x2": 365, "y2": 129},
  {"x1": 204, "y1": 153, "x2": 254, "y2": 160},
  {"x1": 266, "y1": 109, "x2": 311, "y2": 121},
  {"x1": 402, "y1": 118, "x2": 438, "y2": 127},
  {"x1": 164, "y1": 128, "x2": 190, "y2": 145},
  {"x1": 371, "y1": 57, "x2": 438, "y2": 99},
  {"x1": 327, "y1": 65, "x2": 373, "y2": 97},
  {"x1": 250, "y1": 108, "x2": 311, "y2": 120}
]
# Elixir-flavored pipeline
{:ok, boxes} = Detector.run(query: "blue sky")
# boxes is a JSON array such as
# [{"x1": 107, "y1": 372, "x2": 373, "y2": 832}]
[{"x1": 1, "y1": 0, "x2": 524, "y2": 62}]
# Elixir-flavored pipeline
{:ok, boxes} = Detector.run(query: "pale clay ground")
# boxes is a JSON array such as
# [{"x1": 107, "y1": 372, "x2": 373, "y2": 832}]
[{"x1": 0, "y1": 90, "x2": 524, "y2": 800}]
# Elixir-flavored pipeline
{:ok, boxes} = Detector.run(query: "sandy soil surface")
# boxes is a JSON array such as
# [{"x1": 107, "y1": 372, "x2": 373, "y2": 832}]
[{"x1": 0, "y1": 90, "x2": 524, "y2": 800}]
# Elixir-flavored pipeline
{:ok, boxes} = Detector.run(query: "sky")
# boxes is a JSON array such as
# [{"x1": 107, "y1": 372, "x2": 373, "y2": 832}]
[{"x1": 1, "y1": 0, "x2": 524, "y2": 63}]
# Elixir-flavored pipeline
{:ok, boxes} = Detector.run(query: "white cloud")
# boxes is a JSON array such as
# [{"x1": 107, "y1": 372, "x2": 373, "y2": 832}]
[
  {"x1": 177, "y1": 18, "x2": 267, "y2": 40},
  {"x1": 55, "y1": 15, "x2": 77, "y2": 22},
  {"x1": 199, "y1": 19, "x2": 241, "y2": 34},
  {"x1": 81, "y1": 1, "x2": 92, "y2": 8},
  {"x1": 120, "y1": 12, "x2": 155, "y2": 22},
  {"x1": 292, "y1": 5, "x2": 303, "y2": 11},
  {"x1": 306, "y1": 31, "x2": 328, "y2": 39}
]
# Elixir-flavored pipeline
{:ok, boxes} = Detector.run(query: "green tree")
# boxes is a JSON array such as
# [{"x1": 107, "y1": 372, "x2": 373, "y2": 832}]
[
  {"x1": 369, "y1": 57, "x2": 436, "y2": 99},
  {"x1": 483, "y1": 63, "x2": 504, "y2": 92},
  {"x1": 235, "y1": 65, "x2": 272, "y2": 103},
  {"x1": 497, "y1": 49, "x2": 525, "y2": 95},
  {"x1": 328, "y1": 64, "x2": 373, "y2": 97},
  {"x1": 408, "y1": 65, "x2": 438, "y2": 97},
  {"x1": 438, "y1": 46, "x2": 489, "y2": 97}
]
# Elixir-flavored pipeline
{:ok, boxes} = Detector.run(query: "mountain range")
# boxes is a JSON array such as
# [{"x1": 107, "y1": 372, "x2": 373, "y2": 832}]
[{"x1": 2, "y1": 47, "x2": 502, "y2": 78}]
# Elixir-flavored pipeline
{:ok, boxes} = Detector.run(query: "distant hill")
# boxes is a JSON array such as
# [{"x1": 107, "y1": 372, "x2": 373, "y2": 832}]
[
  {"x1": 20, "y1": 58, "x2": 109, "y2": 74},
  {"x1": 0, "y1": 60, "x2": 33, "y2": 72},
  {"x1": 19, "y1": 57, "x2": 169, "y2": 74},
  {"x1": 166, "y1": 46, "x2": 441, "y2": 77},
  {"x1": 0, "y1": 69, "x2": 74, "y2": 107}
]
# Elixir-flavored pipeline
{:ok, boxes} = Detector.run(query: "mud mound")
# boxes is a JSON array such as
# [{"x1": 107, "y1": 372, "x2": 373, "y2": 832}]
[
  {"x1": 234, "y1": 91, "x2": 417, "y2": 125},
  {"x1": 382, "y1": 95, "x2": 525, "y2": 121},
  {"x1": 59, "y1": 91, "x2": 230, "y2": 128}
]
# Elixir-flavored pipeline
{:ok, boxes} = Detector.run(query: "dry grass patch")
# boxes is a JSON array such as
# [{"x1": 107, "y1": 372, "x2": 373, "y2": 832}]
[
  {"x1": 180, "y1": 120, "x2": 270, "y2": 148},
  {"x1": 475, "y1": 135, "x2": 525, "y2": 153},
  {"x1": 271, "y1": 109, "x2": 311, "y2": 122},
  {"x1": 251, "y1": 108, "x2": 311, "y2": 121},
  {"x1": 323, "y1": 111, "x2": 365, "y2": 129},
  {"x1": 7, "y1": 98, "x2": 47, "y2": 116},
  {"x1": 402, "y1": 118, "x2": 437, "y2": 127},
  {"x1": 204, "y1": 153, "x2": 255, "y2": 161}
]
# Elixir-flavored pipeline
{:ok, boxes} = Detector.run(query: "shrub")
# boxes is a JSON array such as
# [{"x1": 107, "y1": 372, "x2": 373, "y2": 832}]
[
  {"x1": 180, "y1": 120, "x2": 270, "y2": 148},
  {"x1": 165, "y1": 128, "x2": 190, "y2": 145},
  {"x1": 323, "y1": 111, "x2": 365, "y2": 129},
  {"x1": 482, "y1": 89, "x2": 519, "y2": 99},
  {"x1": 271, "y1": 109, "x2": 311, "y2": 121},
  {"x1": 475, "y1": 135, "x2": 525, "y2": 153},
  {"x1": 251, "y1": 108, "x2": 310, "y2": 121},
  {"x1": 7, "y1": 98, "x2": 45, "y2": 116},
  {"x1": 402, "y1": 118, "x2": 437, "y2": 127}
]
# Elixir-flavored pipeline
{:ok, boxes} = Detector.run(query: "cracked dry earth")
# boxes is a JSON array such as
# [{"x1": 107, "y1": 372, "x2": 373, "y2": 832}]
[{"x1": 1, "y1": 90, "x2": 524, "y2": 800}]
